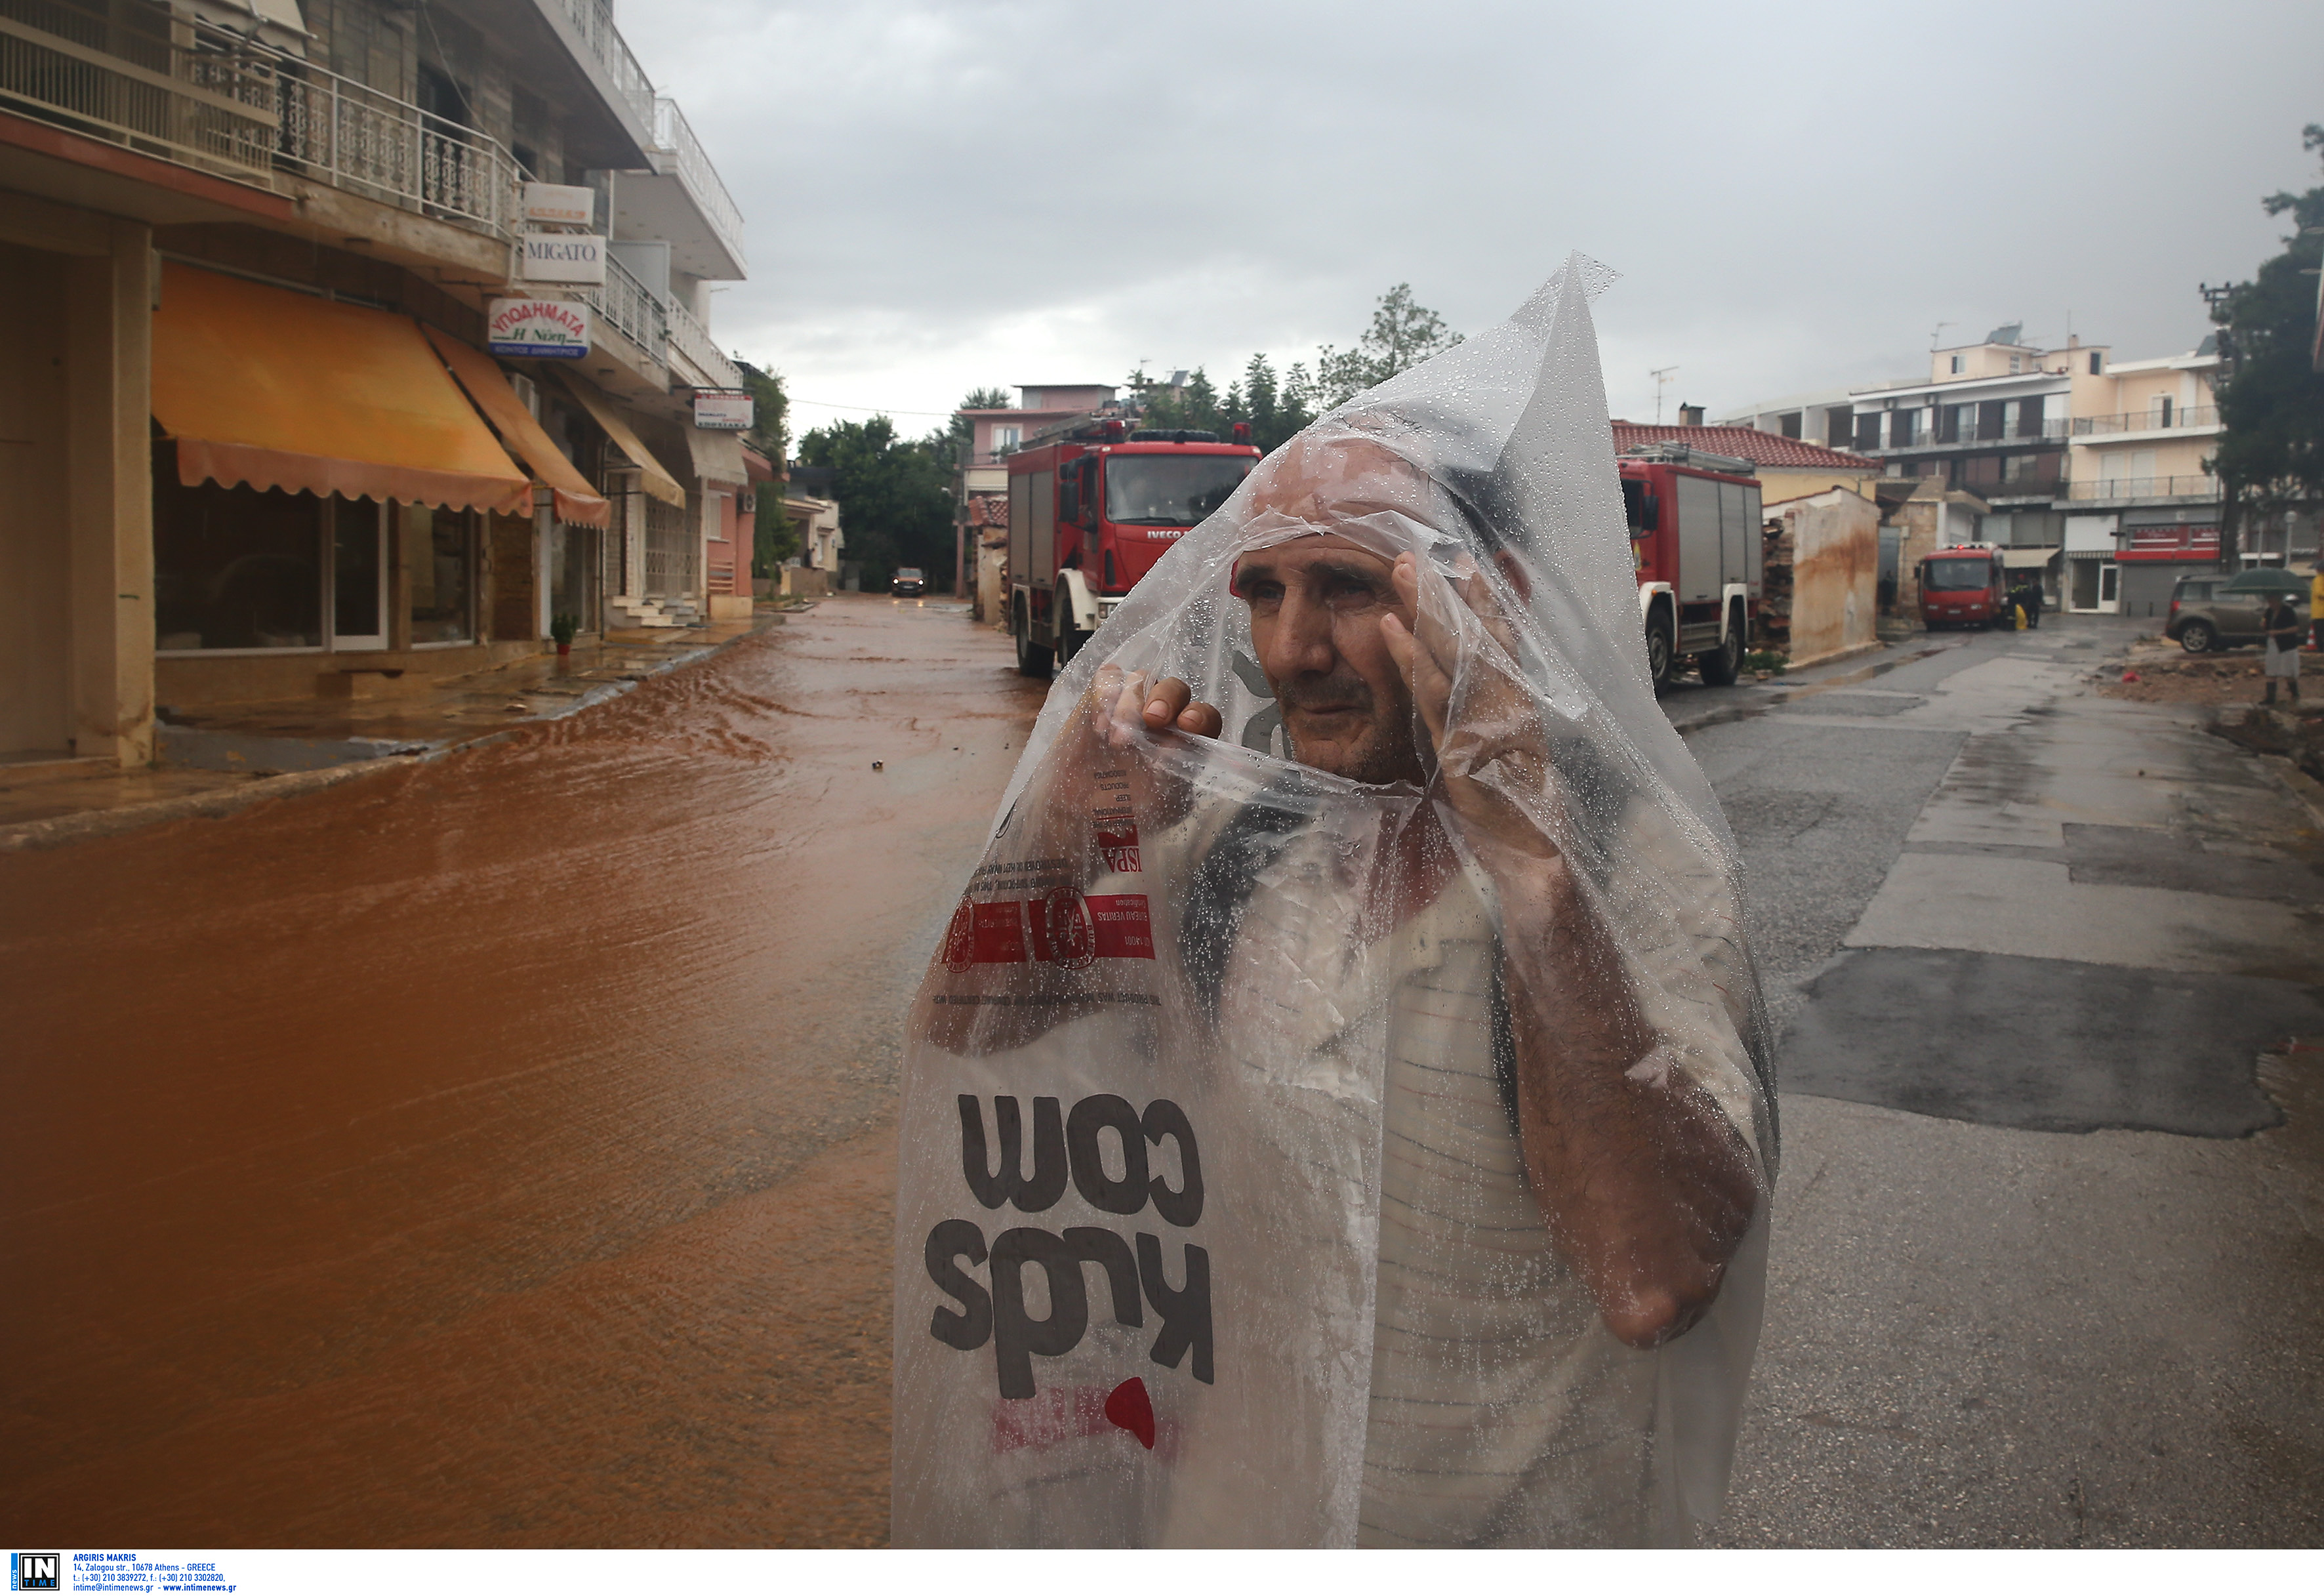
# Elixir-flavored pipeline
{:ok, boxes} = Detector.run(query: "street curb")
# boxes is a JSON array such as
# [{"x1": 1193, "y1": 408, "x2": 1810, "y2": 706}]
[
  {"x1": 1, "y1": 623, "x2": 781, "y2": 853},
  {"x1": 2260, "y1": 754, "x2": 2324, "y2": 832},
  {"x1": 0, "y1": 758, "x2": 410, "y2": 852}
]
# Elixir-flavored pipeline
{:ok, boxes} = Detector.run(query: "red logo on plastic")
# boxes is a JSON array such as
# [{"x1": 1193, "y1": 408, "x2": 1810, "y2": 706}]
[
  {"x1": 1028, "y1": 887, "x2": 1097, "y2": 970},
  {"x1": 1093, "y1": 814, "x2": 1141, "y2": 874},
  {"x1": 1086, "y1": 894, "x2": 1156, "y2": 960},
  {"x1": 943, "y1": 899, "x2": 1029, "y2": 970}
]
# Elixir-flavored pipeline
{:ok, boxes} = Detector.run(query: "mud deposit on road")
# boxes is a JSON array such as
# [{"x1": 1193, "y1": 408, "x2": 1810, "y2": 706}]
[{"x1": 0, "y1": 597, "x2": 1044, "y2": 1545}]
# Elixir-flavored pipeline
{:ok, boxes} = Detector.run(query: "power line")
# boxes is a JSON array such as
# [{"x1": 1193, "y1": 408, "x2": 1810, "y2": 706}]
[{"x1": 788, "y1": 396, "x2": 959, "y2": 418}]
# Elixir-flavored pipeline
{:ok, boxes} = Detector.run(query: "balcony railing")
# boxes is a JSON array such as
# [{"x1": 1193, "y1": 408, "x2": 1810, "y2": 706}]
[
  {"x1": 553, "y1": 0, "x2": 654, "y2": 135},
  {"x1": 2068, "y1": 474, "x2": 2220, "y2": 502},
  {"x1": 649, "y1": 96, "x2": 745, "y2": 272},
  {"x1": 2071, "y1": 406, "x2": 2220, "y2": 436},
  {"x1": 584, "y1": 249, "x2": 668, "y2": 362},
  {"x1": 0, "y1": 0, "x2": 279, "y2": 180},
  {"x1": 664, "y1": 292, "x2": 739, "y2": 390},
  {"x1": 0, "y1": 1, "x2": 527, "y2": 238},
  {"x1": 257, "y1": 50, "x2": 521, "y2": 238},
  {"x1": 1870, "y1": 417, "x2": 2073, "y2": 451}
]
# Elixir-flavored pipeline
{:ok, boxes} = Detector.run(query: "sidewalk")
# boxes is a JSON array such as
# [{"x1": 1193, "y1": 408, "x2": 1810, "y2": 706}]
[{"x1": 0, "y1": 609, "x2": 800, "y2": 848}]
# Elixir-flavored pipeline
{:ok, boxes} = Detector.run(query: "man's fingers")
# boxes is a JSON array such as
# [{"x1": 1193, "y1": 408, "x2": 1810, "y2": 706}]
[
  {"x1": 1136, "y1": 677, "x2": 1223, "y2": 741},
  {"x1": 1177, "y1": 701, "x2": 1224, "y2": 739},
  {"x1": 1141, "y1": 676, "x2": 1193, "y2": 730}
]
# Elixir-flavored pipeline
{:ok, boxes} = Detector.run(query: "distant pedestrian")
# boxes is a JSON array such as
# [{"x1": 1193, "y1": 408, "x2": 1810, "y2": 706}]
[{"x1": 2261, "y1": 591, "x2": 2303, "y2": 705}]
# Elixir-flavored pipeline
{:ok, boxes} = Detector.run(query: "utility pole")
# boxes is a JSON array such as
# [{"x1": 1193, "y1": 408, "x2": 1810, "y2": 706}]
[{"x1": 1650, "y1": 365, "x2": 1678, "y2": 424}]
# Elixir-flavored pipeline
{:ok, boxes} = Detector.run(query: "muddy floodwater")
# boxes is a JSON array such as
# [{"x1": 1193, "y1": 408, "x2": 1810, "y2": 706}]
[{"x1": 1, "y1": 598, "x2": 1046, "y2": 1546}]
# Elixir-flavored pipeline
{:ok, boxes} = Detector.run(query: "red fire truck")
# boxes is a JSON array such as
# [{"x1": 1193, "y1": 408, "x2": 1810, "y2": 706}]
[
  {"x1": 1008, "y1": 420, "x2": 1261, "y2": 676},
  {"x1": 1619, "y1": 445, "x2": 1763, "y2": 687},
  {"x1": 1917, "y1": 543, "x2": 2010, "y2": 629}
]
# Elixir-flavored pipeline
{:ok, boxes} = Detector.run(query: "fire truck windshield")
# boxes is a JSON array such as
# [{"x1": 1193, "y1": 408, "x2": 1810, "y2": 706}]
[
  {"x1": 1104, "y1": 454, "x2": 1253, "y2": 525},
  {"x1": 1924, "y1": 557, "x2": 1995, "y2": 592}
]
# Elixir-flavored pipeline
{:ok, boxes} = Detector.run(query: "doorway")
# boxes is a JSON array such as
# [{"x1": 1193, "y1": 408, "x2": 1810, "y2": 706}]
[
  {"x1": 2097, "y1": 562, "x2": 2120, "y2": 613},
  {"x1": 330, "y1": 497, "x2": 387, "y2": 650},
  {"x1": 0, "y1": 242, "x2": 72, "y2": 755}
]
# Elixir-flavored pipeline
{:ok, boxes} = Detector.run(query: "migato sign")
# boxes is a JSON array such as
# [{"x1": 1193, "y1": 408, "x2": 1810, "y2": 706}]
[{"x1": 517, "y1": 232, "x2": 605, "y2": 285}]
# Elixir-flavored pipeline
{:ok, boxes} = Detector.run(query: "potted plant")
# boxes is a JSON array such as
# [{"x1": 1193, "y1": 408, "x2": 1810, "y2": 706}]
[{"x1": 550, "y1": 612, "x2": 579, "y2": 662}]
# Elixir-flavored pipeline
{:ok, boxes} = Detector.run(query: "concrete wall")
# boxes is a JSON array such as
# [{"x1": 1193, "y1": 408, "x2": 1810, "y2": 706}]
[
  {"x1": 1763, "y1": 466, "x2": 1883, "y2": 509},
  {"x1": 1777, "y1": 488, "x2": 1880, "y2": 665},
  {"x1": 0, "y1": 198, "x2": 154, "y2": 765}
]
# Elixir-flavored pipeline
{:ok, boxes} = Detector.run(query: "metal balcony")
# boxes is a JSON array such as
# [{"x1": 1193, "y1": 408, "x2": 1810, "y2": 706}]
[
  {"x1": 2070, "y1": 406, "x2": 2220, "y2": 436},
  {"x1": 1, "y1": 0, "x2": 525, "y2": 239},
  {"x1": 1, "y1": 0, "x2": 281, "y2": 182},
  {"x1": 2066, "y1": 475, "x2": 2220, "y2": 504},
  {"x1": 549, "y1": 0, "x2": 654, "y2": 136},
  {"x1": 583, "y1": 249, "x2": 668, "y2": 370},
  {"x1": 648, "y1": 96, "x2": 744, "y2": 274},
  {"x1": 664, "y1": 292, "x2": 739, "y2": 390}
]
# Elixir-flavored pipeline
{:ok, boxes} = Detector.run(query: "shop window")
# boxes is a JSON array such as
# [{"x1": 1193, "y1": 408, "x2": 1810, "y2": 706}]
[
  {"x1": 404, "y1": 504, "x2": 476, "y2": 644},
  {"x1": 154, "y1": 476, "x2": 323, "y2": 651}
]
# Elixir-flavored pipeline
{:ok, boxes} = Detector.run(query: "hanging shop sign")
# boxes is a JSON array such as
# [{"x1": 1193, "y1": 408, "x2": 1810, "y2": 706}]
[
  {"x1": 487, "y1": 297, "x2": 592, "y2": 359},
  {"x1": 518, "y1": 232, "x2": 606, "y2": 285},
  {"x1": 521, "y1": 182, "x2": 596, "y2": 226},
  {"x1": 693, "y1": 388, "x2": 754, "y2": 430}
]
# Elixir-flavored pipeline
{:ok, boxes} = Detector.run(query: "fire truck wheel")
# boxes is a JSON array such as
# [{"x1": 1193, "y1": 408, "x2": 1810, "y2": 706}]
[
  {"x1": 1014, "y1": 600, "x2": 1053, "y2": 678},
  {"x1": 1645, "y1": 605, "x2": 1676, "y2": 689},
  {"x1": 1055, "y1": 586, "x2": 1088, "y2": 666},
  {"x1": 1698, "y1": 606, "x2": 1743, "y2": 687}
]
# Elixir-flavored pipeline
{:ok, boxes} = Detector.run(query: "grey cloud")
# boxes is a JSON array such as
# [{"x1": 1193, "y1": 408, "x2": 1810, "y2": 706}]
[{"x1": 620, "y1": 0, "x2": 2324, "y2": 430}]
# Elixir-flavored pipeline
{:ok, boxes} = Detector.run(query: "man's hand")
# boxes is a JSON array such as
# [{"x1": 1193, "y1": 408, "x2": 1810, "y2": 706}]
[
  {"x1": 1134, "y1": 674, "x2": 1223, "y2": 741},
  {"x1": 1377, "y1": 551, "x2": 1761, "y2": 1349},
  {"x1": 1379, "y1": 552, "x2": 1558, "y2": 862}
]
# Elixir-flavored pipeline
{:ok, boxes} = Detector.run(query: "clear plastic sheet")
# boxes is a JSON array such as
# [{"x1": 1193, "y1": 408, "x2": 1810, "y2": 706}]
[{"x1": 891, "y1": 256, "x2": 1775, "y2": 1547}]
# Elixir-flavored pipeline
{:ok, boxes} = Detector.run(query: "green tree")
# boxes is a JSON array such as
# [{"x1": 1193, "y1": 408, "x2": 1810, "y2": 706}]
[
  {"x1": 1315, "y1": 283, "x2": 1462, "y2": 408},
  {"x1": 796, "y1": 415, "x2": 957, "y2": 591},
  {"x1": 2209, "y1": 123, "x2": 2324, "y2": 569},
  {"x1": 735, "y1": 359, "x2": 796, "y2": 578}
]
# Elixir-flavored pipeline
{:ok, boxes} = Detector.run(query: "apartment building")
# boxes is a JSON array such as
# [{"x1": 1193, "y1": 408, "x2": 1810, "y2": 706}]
[
  {"x1": 0, "y1": 0, "x2": 748, "y2": 768},
  {"x1": 2057, "y1": 343, "x2": 2228, "y2": 617},
  {"x1": 1724, "y1": 323, "x2": 2245, "y2": 617}
]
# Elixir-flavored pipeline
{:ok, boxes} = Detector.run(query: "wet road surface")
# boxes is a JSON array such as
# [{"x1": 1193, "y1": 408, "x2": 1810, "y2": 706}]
[{"x1": 1, "y1": 595, "x2": 1044, "y2": 1547}]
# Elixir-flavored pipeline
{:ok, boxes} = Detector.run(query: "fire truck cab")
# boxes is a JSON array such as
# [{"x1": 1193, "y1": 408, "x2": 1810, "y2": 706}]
[
  {"x1": 1008, "y1": 422, "x2": 1261, "y2": 677},
  {"x1": 1619, "y1": 445, "x2": 1763, "y2": 688},
  {"x1": 1918, "y1": 543, "x2": 2010, "y2": 629}
]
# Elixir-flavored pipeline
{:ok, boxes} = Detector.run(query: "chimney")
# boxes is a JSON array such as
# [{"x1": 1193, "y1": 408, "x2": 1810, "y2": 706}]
[
  {"x1": 1678, "y1": 403, "x2": 1705, "y2": 428},
  {"x1": 2068, "y1": 334, "x2": 2080, "y2": 349}
]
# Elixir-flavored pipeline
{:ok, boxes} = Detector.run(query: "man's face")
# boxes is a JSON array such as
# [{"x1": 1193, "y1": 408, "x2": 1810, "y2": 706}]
[{"x1": 1233, "y1": 536, "x2": 1424, "y2": 785}]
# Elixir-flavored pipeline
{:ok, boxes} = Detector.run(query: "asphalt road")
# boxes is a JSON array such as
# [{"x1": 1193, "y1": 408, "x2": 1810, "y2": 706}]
[
  {"x1": 10, "y1": 599, "x2": 2317, "y2": 1548},
  {"x1": 1660, "y1": 617, "x2": 2324, "y2": 1546}
]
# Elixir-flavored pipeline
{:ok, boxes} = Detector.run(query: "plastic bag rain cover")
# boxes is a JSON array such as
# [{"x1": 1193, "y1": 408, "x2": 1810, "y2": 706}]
[{"x1": 891, "y1": 256, "x2": 1776, "y2": 1547}]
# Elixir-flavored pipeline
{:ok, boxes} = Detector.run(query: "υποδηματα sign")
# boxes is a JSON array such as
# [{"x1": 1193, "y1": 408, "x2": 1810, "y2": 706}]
[{"x1": 487, "y1": 298, "x2": 591, "y2": 359}]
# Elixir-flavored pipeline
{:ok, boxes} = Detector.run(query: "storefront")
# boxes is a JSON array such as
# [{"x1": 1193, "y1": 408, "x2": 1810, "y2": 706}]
[{"x1": 148, "y1": 262, "x2": 605, "y2": 703}]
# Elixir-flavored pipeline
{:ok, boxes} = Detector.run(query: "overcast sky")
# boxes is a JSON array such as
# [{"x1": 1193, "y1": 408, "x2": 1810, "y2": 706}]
[{"x1": 618, "y1": 0, "x2": 2324, "y2": 441}]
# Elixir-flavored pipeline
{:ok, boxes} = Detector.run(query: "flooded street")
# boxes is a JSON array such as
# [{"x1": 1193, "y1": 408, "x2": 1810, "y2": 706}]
[{"x1": 1, "y1": 597, "x2": 1045, "y2": 1547}]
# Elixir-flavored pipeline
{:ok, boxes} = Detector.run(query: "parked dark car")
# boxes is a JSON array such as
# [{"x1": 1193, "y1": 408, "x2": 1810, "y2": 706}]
[
  {"x1": 891, "y1": 566, "x2": 926, "y2": 597},
  {"x1": 2165, "y1": 574, "x2": 2302, "y2": 653}
]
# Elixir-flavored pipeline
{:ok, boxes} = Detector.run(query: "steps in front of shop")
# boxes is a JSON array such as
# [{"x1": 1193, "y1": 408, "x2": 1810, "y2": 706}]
[{"x1": 607, "y1": 596, "x2": 703, "y2": 629}]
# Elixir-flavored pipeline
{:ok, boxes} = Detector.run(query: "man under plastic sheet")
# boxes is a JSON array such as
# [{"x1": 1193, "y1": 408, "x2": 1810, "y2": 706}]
[{"x1": 891, "y1": 256, "x2": 1776, "y2": 1548}]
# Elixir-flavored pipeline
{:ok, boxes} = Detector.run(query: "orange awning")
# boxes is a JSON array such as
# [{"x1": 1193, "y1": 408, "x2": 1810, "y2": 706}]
[
  {"x1": 152, "y1": 262, "x2": 532, "y2": 514},
  {"x1": 421, "y1": 325, "x2": 609, "y2": 529},
  {"x1": 550, "y1": 371, "x2": 686, "y2": 507}
]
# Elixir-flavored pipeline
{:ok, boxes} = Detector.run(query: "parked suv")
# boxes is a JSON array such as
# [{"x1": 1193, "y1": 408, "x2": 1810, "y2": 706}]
[
  {"x1": 891, "y1": 567, "x2": 926, "y2": 597},
  {"x1": 2167, "y1": 575, "x2": 2278, "y2": 653}
]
